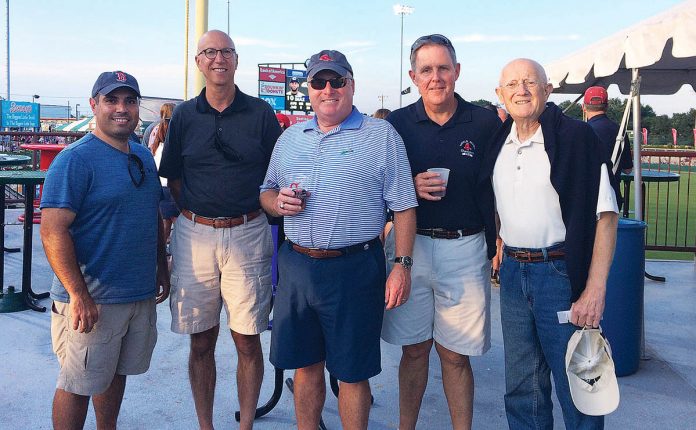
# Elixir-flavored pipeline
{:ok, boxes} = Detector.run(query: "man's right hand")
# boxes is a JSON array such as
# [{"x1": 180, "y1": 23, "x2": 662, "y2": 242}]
[
  {"x1": 70, "y1": 292, "x2": 99, "y2": 333},
  {"x1": 413, "y1": 172, "x2": 446, "y2": 201},
  {"x1": 275, "y1": 187, "x2": 308, "y2": 216}
]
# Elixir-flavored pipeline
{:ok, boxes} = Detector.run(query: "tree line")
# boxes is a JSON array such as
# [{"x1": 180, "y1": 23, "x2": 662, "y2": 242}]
[{"x1": 470, "y1": 98, "x2": 696, "y2": 147}]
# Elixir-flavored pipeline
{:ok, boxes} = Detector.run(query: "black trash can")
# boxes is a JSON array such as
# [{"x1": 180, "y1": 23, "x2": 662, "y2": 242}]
[{"x1": 603, "y1": 218, "x2": 646, "y2": 376}]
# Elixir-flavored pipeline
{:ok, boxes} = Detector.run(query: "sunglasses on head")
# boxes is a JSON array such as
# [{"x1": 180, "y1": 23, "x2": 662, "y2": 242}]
[
  {"x1": 308, "y1": 76, "x2": 350, "y2": 90},
  {"x1": 127, "y1": 153, "x2": 145, "y2": 188},
  {"x1": 410, "y1": 34, "x2": 453, "y2": 55}
]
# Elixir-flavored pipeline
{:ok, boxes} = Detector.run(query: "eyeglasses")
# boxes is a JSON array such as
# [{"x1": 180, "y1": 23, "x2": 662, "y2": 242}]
[
  {"x1": 410, "y1": 34, "x2": 452, "y2": 56},
  {"x1": 214, "y1": 133, "x2": 243, "y2": 162},
  {"x1": 308, "y1": 77, "x2": 350, "y2": 90},
  {"x1": 197, "y1": 48, "x2": 236, "y2": 60},
  {"x1": 128, "y1": 153, "x2": 145, "y2": 188},
  {"x1": 501, "y1": 79, "x2": 540, "y2": 91}
]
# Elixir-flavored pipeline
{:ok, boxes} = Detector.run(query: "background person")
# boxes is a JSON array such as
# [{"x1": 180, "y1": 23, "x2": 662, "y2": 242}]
[{"x1": 149, "y1": 102, "x2": 179, "y2": 249}]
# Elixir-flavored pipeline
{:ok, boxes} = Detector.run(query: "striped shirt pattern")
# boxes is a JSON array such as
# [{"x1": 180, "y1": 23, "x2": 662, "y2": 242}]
[{"x1": 261, "y1": 107, "x2": 417, "y2": 249}]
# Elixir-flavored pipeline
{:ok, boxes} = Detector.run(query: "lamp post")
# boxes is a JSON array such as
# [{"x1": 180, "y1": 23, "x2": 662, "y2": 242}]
[
  {"x1": 393, "y1": 4, "x2": 414, "y2": 108},
  {"x1": 32, "y1": 94, "x2": 39, "y2": 104},
  {"x1": 75, "y1": 103, "x2": 80, "y2": 119}
]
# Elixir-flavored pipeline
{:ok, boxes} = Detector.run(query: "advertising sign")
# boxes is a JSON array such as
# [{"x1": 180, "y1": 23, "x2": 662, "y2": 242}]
[
  {"x1": 1, "y1": 101, "x2": 40, "y2": 128},
  {"x1": 285, "y1": 70, "x2": 311, "y2": 113},
  {"x1": 259, "y1": 66, "x2": 286, "y2": 83},
  {"x1": 259, "y1": 81, "x2": 286, "y2": 97},
  {"x1": 261, "y1": 96, "x2": 286, "y2": 111}
]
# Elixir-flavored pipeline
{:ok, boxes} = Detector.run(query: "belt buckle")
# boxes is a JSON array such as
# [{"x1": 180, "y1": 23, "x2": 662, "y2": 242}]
[{"x1": 430, "y1": 228, "x2": 442, "y2": 239}]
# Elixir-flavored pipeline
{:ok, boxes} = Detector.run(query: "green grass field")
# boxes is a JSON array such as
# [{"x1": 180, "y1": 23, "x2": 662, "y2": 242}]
[{"x1": 623, "y1": 169, "x2": 696, "y2": 260}]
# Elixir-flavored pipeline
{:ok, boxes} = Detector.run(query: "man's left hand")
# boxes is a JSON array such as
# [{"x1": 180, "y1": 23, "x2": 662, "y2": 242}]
[
  {"x1": 155, "y1": 263, "x2": 171, "y2": 304},
  {"x1": 385, "y1": 265, "x2": 411, "y2": 310},
  {"x1": 570, "y1": 281, "x2": 605, "y2": 328}
]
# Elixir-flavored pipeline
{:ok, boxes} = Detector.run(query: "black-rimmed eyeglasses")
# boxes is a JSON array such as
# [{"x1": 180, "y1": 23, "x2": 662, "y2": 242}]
[
  {"x1": 128, "y1": 153, "x2": 145, "y2": 188},
  {"x1": 410, "y1": 34, "x2": 453, "y2": 55},
  {"x1": 197, "y1": 48, "x2": 236, "y2": 60},
  {"x1": 308, "y1": 77, "x2": 351, "y2": 90}
]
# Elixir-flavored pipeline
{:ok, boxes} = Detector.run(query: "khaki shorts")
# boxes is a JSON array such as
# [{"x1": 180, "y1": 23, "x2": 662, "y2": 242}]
[
  {"x1": 381, "y1": 230, "x2": 491, "y2": 356},
  {"x1": 51, "y1": 298, "x2": 157, "y2": 396},
  {"x1": 169, "y1": 212, "x2": 273, "y2": 335}
]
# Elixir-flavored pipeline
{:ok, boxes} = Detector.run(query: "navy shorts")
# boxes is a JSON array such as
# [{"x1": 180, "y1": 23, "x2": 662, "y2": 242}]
[
  {"x1": 159, "y1": 186, "x2": 180, "y2": 219},
  {"x1": 270, "y1": 239, "x2": 386, "y2": 383}
]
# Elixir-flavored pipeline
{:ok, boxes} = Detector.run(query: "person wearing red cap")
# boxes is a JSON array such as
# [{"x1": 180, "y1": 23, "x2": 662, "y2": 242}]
[
  {"x1": 583, "y1": 86, "x2": 633, "y2": 209},
  {"x1": 276, "y1": 112, "x2": 291, "y2": 130}
]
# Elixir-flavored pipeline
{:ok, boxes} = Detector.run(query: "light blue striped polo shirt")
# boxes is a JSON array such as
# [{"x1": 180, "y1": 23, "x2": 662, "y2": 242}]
[{"x1": 261, "y1": 107, "x2": 417, "y2": 249}]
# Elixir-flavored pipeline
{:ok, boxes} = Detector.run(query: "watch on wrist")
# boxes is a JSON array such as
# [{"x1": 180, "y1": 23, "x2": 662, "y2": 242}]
[{"x1": 394, "y1": 256, "x2": 413, "y2": 270}]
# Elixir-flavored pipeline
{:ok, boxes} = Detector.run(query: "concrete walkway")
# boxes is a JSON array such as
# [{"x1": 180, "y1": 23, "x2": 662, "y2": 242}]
[{"x1": 1, "y1": 211, "x2": 694, "y2": 429}]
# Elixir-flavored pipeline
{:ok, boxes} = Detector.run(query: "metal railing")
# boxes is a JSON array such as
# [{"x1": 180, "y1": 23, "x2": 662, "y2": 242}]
[{"x1": 628, "y1": 149, "x2": 696, "y2": 253}]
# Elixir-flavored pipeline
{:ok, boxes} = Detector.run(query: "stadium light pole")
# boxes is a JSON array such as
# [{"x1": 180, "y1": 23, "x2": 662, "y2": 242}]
[
  {"x1": 393, "y1": 4, "x2": 413, "y2": 108},
  {"x1": 75, "y1": 103, "x2": 80, "y2": 119}
]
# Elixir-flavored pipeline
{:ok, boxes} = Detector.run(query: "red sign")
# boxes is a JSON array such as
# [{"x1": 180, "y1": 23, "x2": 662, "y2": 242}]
[
  {"x1": 259, "y1": 67, "x2": 286, "y2": 83},
  {"x1": 288, "y1": 114, "x2": 314, "y2": 125}
]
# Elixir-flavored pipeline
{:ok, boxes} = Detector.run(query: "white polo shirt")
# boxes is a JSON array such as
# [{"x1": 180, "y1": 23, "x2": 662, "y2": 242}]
[{"x1": 493, "y1": 123, "x2": 618, "y2": 249}]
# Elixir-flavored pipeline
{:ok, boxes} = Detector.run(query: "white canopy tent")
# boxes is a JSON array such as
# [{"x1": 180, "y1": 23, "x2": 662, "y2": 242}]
[{"x1": 545, "y1": 0, "x2": 696, "y2": 220}]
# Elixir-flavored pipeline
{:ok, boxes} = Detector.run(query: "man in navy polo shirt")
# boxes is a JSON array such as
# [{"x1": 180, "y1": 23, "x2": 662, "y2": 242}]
[
  {"x1": 583, "y1": 86, "x2": 633, "y2": 208},
  {"x1": 159, "y1": 30, "x2": 282, "y2": 430},
  {"x1": 260, "y1": 49, "x2": 417, "y2": 430},
  {"x1": 381, "y1": 34, "x2": 499, "y2": 430}
]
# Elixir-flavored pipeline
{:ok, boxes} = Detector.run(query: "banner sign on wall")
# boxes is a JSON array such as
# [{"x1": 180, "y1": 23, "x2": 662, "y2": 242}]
[
  {"x1": 261, "y1": 96, "x2": 286, "y2": 111},
  {"x1": 1, "y1": 101, "x2": 40, "y2": 128},
  {"x1": 259, "y1": 66, "x2": 286, "y2": 83}
]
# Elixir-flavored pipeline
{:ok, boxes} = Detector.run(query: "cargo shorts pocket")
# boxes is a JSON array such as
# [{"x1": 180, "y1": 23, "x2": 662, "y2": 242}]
[{"x1": 67, "y1": 321, "x2": 113, "y2": 372}]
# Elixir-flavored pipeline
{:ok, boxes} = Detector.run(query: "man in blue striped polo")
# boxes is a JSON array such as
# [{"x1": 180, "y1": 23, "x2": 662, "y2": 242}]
[{"x1": 260, "y1": 49, "x2": 417, "y2": 430}]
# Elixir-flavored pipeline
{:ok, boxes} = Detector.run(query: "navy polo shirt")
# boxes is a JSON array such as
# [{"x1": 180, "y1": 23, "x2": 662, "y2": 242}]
[
  {"x1": 159, "y1": 86, "x2": 282, "y2": 218},
  {"x1": 387, "y1": 94, "x2": 500, "y2": 231}
]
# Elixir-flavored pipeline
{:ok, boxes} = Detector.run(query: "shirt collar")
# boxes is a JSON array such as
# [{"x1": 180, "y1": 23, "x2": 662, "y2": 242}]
[
  {"x1": 506, "y1": 122, "x2": 545, "y2": 146},
  {"x1": 195, "y1": 86, "x2": 248, "y2": 115},
  {"x1": 303, "y1": 106, "x2": 364, "y2": 132},
  {"x1": 414, "y1": 93, "x2": 472, "y2": 125}
]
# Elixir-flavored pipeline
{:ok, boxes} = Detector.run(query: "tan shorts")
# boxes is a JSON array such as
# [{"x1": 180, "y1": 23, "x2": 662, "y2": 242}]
[
  {"x1": 381, "y1": 230, "x2": 491, "y2": 356},
  {"x1": 169, "y1": 212, "x2": 273, "y2": 335},
  {"x1": 51, "y1": 298, "x2": 157, "y2": 396}
]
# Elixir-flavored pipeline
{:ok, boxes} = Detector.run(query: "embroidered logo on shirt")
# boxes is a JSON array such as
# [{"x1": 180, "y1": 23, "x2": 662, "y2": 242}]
[
  {"x1": 460, "y1": 140, "x2": 476, "y2": 157},
  {"x1": 340, "y1": 149, "x2": 354, "y2": 155}
]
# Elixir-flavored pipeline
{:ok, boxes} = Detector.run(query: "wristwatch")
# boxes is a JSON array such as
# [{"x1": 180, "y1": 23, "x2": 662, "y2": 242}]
[{"x1": 394, "y1": 256, "x2": 413, "y2": 270}]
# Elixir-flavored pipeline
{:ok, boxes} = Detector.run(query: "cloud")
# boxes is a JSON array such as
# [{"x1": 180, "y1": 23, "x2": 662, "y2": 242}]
[
  {"x1": 335, "y1": 41, "x2": 377, "y2": 49},
  {"x1": 451, "y1": 34, "x2": 581, "y2": 43},
  {"x1": 233, "y1": 37, "x2": 293, "y2": 49}
]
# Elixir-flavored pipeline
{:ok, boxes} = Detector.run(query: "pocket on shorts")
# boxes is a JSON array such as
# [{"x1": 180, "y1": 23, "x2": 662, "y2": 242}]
[
  {"x1": 68, "y1": 322, "x2": 113, "y2": 371},
  {"x1": 51, "y1": 301, "x2": 69, "y2": 360}
]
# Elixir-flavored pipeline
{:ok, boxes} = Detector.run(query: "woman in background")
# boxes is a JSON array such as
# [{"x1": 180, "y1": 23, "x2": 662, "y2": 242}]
[{"x1": 149, "y1": 102, "x2": 179, "y2": 251}]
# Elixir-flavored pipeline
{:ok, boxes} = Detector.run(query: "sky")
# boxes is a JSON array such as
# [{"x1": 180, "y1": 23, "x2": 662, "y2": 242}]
[{"x1": 3, "y1": 0, "x2": 692, "y2": 118}]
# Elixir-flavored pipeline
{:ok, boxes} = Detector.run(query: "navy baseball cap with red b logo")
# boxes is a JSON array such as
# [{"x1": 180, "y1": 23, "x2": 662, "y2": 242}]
[
  {"x1": 305, "y1": 50, "x2": 353, "y2": 79},
  {"x1": 91, "y1": 71, "x2": 141, "y2": 98}
]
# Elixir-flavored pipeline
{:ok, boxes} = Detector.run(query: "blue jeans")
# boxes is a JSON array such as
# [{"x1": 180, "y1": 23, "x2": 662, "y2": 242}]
[{"x1": 499, "y1": 250, "x2": 603, "y2": 430}]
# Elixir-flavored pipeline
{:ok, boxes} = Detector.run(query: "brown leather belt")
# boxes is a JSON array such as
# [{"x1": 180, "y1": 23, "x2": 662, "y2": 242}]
[
  {"x1": 181, "y1": 208, "x2": 262, "y2": 229},
  {"x1": 416, "y1": 227, "x2": 483, "y2": 239},
  {"x1": 505, "y1": 248, "x2": 566, "y2": 263},
  {"x1": 289, "y1": 237, "x2": 381, "y2": 259}
]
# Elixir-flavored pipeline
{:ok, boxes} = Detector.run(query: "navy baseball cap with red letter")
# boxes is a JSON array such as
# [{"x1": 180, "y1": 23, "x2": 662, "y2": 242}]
[
  {"x1": 91, "y1": 71, "x2": 141, "y2": 98},
  {"x1": 306, "y1": 50, "x2": 353, "y2": 78}
]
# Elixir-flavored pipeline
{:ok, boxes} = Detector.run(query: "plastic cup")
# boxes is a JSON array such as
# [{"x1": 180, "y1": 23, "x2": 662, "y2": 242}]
[{"x1": 427, "y1": 168, "x2": 450, "y2": 197}]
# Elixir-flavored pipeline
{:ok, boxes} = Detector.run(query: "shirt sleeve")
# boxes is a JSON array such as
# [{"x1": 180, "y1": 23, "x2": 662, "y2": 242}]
[
  {"x1": 39, "y1": 150, "x2": 90, "y2": 213},
  {"x1": 596, "y1": 163, "x2": 619, "y2": 218},
  {"x1": 382, "y1": 123, "x2": 418, "y2": 212}
]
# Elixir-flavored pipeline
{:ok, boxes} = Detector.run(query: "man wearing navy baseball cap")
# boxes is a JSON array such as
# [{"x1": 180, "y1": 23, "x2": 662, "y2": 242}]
[
  {"x1": 261, "y1": 49, "x2": 417, "y2": 429},
  {"x1": 41, "y1": 70, "x2": 169, "y2": 429}
]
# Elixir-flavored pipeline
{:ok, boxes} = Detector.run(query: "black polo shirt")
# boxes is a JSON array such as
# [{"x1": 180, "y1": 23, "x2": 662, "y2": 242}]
[
  {"x1": 160, "y1": 86, "x2": 282, "y2": 218},
  {"x1": 387, "y1": 94, "x2": 500, "y2": 256}
]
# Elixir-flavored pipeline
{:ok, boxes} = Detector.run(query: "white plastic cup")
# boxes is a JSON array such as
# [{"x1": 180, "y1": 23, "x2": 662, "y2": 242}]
[{"x1": 427, "y1": 168, "x2": 450, "y2": 197}]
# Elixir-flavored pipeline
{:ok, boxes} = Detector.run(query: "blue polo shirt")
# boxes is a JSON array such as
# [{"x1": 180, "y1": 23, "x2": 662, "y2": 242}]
[
  {"x1": 41, "y1": 135, "x2": 162, "y2": 304},
  {"x1": 261, "y1": 107, "x2": 417, "y2": 249},
  {"x1": 387, "y1": 94, "x2": 499, "y2": 232},
  {"x1": 159, "y1": 86, "x2": 282, "y2": 218}
]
